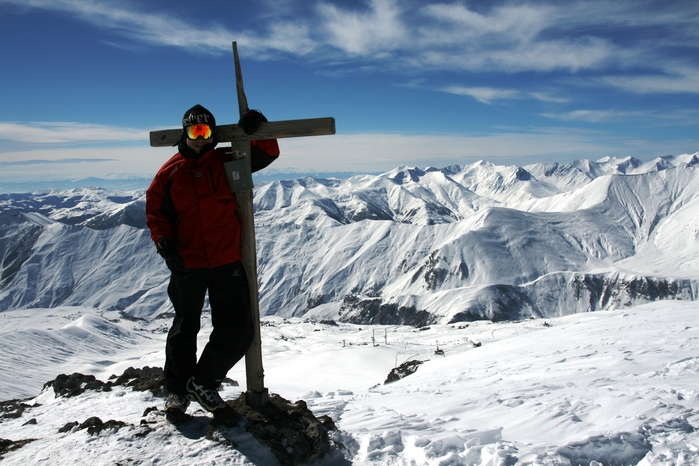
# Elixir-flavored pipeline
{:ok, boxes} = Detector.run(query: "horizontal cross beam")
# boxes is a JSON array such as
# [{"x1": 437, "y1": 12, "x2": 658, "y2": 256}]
[{"x1": 149, "y1": 117, "x2": 336, "y2": 147}]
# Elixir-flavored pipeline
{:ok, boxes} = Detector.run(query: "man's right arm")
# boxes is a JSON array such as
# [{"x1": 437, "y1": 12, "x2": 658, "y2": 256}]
[
  {"x1": 146, "y1": 170, "x2": 176, "y2": 245},
  {"x1": 250, "y1": 139, "x2": 280, "y2": 172}
]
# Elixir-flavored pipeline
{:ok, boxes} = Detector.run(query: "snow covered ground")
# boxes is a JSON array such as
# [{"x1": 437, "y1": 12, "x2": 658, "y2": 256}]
[
  {"x1": 2, "y1": 155, "x2": 699, "y2": 464},
  {"x1": 1, "y1": 301, "x2": 698, "y2": 465}
]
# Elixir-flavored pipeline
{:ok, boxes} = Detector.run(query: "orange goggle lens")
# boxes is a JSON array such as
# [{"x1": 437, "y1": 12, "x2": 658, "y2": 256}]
[{"x1": 186, "y1": 124, "x2": 213, "y2": 140}]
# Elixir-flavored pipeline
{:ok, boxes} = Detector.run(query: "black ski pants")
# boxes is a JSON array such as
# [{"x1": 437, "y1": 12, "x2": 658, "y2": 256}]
[{"x1": 164, "y1": 261, "x2": 254, "y2": 394}]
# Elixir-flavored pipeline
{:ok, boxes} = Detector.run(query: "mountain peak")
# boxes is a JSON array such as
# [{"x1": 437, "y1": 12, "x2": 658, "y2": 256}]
[{"x1": 1, "y1": 155, "x2": 698, "y2": 328}]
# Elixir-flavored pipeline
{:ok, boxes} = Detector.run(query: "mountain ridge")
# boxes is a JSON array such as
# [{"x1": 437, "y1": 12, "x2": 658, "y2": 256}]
[{"x1": 1, "y1": 153, "x2": 698, "y2": 324}]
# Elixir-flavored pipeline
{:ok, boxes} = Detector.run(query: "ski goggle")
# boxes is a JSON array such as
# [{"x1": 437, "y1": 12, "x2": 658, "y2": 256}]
[{"x1": 185, "y1": 124, "x2": 213, "y2": 140}]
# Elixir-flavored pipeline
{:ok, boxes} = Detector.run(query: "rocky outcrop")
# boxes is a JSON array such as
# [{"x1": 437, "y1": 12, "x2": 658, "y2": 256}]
[{"x1": 6, "y1": 368, "x2": 341, "y2": 466}]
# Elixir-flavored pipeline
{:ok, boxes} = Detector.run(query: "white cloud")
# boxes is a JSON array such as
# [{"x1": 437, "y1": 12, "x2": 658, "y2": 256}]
[
  {"x1": 1, "y1": 0, "x2": 315, "y2": 56},
  {"x1": 4, "y1": 0, "x2": 699, "y2": 93},
  {"x1": 487, "y1": 37, "x2": 614, "y2": 73},
  {"x1": 273, "y1": 131, "x2": 683, "y2": 173},
  {"x1": 529, "y1": 92, "x2": 570, "y2": 104},
  {"x1": 0, "y1": 0, "x2": 619, "y2": 71},
  {"x1": 0, "y1": 129, "x2": 696, "y2": 182},
  {"x1": 413, "y1": 3, "x2": 621, "y2": 73},
  {"x1": 602, "y1": 66, "x2": 699, "y2": 95},
  {"x1": 310, "y1": 0, "x2": 699, "y2": 79},
  {"x1": 317, "y1": 0, "x2": 407, "y2": 55},
  {"x1": 0, "y1": 122, "x2": 147, "y2": 144},
  {"x1": 541, "y1": 109, "x2": 647, "y2": 123},
  {"x1": 420, "y1": 3, "x2": 554, "y2": 44},
  {"x1": 440, "y1": 87, "x2": 570, "y2": 105},
  {"x1": 441, "y1": 86, "x2": 520, "y2": 104},
  {"x1": 1, "y1": 0, "x2": 229, "y2": 53},
  {"x1": 0, "y1": 146, "x2": 169, "y2": 181},
  {"x1": 253, "y1": 23, "x2": 316, "y2": 56}
]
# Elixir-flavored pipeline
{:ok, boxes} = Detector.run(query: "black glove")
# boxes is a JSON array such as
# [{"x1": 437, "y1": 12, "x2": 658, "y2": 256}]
[
  {"x1": 238, "y1": 109, "x2": 267, "y2": 135},
  {"x1": 156, "y1": 237, "x2": 188, "y2": 273},
  {"x1": 157, "y1": 237, "x2": 178, "y2": 255}
]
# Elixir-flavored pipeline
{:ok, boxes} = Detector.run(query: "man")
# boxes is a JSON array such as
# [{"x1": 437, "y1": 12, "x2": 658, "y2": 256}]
[{"x1": 146, "y1": 104, "x2": 279, "y2": 423}]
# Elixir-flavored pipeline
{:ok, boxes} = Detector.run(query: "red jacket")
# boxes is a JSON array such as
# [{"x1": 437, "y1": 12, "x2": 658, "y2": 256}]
[{"x1": 146, "y1": 139, "x2": 279, "y2": 268}]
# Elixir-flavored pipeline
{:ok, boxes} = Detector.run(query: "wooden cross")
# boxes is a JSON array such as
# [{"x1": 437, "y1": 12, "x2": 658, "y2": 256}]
[{"x1": 149, "y1": 42, "x2": 336, "y2": 408}]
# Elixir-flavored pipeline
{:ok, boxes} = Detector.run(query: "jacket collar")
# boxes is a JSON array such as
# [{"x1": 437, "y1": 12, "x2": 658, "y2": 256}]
[{"x1": 178, "y1": 138, "x2": 218, "y2": 161}]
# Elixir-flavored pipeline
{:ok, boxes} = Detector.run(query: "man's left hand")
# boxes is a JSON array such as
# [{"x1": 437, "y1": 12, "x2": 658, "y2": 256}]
[{"x1": 238, "y1": 110, "x2": 267, "y2": 135}]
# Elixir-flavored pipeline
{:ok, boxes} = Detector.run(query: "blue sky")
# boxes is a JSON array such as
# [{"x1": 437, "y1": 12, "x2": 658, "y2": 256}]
[{"x1": 1, "y1": 0, "x2": 698, "y2": 189}]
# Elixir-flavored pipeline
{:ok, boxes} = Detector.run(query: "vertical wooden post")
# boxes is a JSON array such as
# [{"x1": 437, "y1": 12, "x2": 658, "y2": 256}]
[
  {"x1": 232, "y1": 42, "x2": 268, "y2": 408},
  {"x1": 150, "y1": 44, "x2": 334, "y2": 410}
]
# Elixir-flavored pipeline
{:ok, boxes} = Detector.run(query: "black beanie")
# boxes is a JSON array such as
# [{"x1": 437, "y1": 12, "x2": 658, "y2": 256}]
[
  {"x1": 178, "y1": 104, "x2": 218, "y2": 156},
  {"x1": 182, "y1": 104, "x2": 216, "y2": 129}
]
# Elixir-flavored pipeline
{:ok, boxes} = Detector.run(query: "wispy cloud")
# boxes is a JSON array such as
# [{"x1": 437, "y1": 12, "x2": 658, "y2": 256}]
[
  {"x1": 420, "y1": 3, "x2": 553, "y2": 42},
  {"x1": 601, "y1": 66, "x2": 699, "y2": 95},
  {"x1": 0, "y1": 158, "x2": 114, "y2": 166},
  {"x1": 0, "y1": 122, "x2": 147, "y2": 144},
  {"x1": 0, "y1": 146, "x2": 169, "y2": 183},
  {"x1": 542, "y1": 106, "x2": 699, "y2": 126},
  {"x1": 0, "y1": 129, "x2": 696, "y2": 181},
  {"x1": 441, "y1": 86, "x2": 520, "y2": 105},
  {"x1": 274, "y1": 130, "x2": 693, "y2": 172},
  {"x1": 529, "y1": 92, "x2": 570, "y2": 104},
  {"x1": 1, "y1": 0, "x2": 315, "y2": 56},
  {"x1": 3, "y1": 0, "x2": 699, "y2": 93},
  {"x1": 440, "y1": 86, "x2": 571, "y2": 105},
  {"x1": 3, "y1": 0, "x2": 228, "y2": 53},
  {"x1": 541, "y1": 110, "x2": 647, "y2": 123},
  {"x1": 415, "y1": 3, "x2": 614, "y2": 72},
  {"x1": 311, "y1": 0, "x2": 699, "y2": 82},
  {"x1": 317, "y1": 0, "x2": 407, "y2": 56}
]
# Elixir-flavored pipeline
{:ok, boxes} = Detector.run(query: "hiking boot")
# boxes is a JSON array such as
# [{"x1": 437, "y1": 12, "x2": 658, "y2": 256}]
[
  {"x1": 165, "y1": 393, "x2": 191, "y2": 412},
  {"x1": 164, "y1": 393, "x2": 191, "y2": 424},
  {"x1": 186, "y1": 377, "x2": 226, "y2": 412}
]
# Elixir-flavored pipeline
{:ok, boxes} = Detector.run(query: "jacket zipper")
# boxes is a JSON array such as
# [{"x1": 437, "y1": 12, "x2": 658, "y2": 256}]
[{"x1": 208, "y1": 165, "x2": 217, "y2": 193}]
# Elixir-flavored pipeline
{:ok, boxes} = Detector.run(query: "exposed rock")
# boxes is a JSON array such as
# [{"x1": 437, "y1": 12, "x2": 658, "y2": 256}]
[
  {"x1": 78, "y1": 417, "x2": 128, "y2": 436},
  {"x1": 385, "y1": 360, "x2": 425, "y2": 384},
  {"x1": 340, "y1": 294, "x2": 433, "y2": 327},
  {"x1": 142, "y1": 406, "x2": 159, "y2": 417},
  {"x1": 58, "y1": 421, "x2": 79, "y2": 433},
  {"x1": 222, "y1": 377, "x2": 239, "y2": 387},
  {"x1": 38, "y1": 370, "x2": 338, "y2": 464},
  {"x1": 45, "y1": 366, "x2": 166, "y2": 398},
  {"x1": 0, "y1": 399, "x2": 32, "y2": 420},
  {"x1": 208, "y1": 392, "x2": 335, "y2": 466},
  {"x1": 0, "y1": 437, "x2": 37, "y2": 460},
  {"x1": 57, "y1": 417, "x2": 131, "y2": 436},
  {"x1": 108, "y1": 366, "x2": 165, "y2": 395},
  {"x1": 44, "y1": 373, "x2": 107, "y2": 398}
]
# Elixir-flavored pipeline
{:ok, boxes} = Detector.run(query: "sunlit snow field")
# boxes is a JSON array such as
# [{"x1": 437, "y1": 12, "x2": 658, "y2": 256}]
[{"x1": 1, "y1": 301, "x2": 698, "y2": 465}]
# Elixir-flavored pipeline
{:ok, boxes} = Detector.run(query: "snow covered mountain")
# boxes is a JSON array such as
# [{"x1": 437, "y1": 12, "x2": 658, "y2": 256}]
[
  {"x1": 1, "y1": 153, "x2": 698, "y2": 325},
  {"x1": 3, "y1": 154, "x2": 699, "y2": 465}
]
